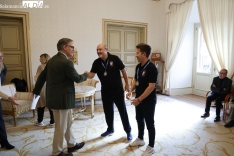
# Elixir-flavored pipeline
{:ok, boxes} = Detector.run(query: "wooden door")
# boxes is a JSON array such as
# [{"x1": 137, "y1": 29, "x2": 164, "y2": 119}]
[
  {"x1": 0, "y1": 17, "x2": 27, "y2": 85},
  {"x1": 107, "y1": 26, "x2": 140, "y2": 77}
]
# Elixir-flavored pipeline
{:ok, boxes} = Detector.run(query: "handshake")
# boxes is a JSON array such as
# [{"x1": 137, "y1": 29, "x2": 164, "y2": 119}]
[{"x1": 84, "y1": 71, "x2": 95, "y2": 79}]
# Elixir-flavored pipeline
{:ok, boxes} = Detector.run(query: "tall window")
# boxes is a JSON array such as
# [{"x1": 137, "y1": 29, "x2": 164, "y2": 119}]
[{"x1": 196, "y1": 26, "x2": 212, "y2": 74}]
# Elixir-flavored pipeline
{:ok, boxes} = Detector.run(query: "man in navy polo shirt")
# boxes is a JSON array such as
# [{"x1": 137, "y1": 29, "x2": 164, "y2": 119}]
[
  {"x1": 88, "y1": 43, "x2": 132, "y2": 141},
  {"x1": 126, "y1": 43, "x2": 158, "y2": 156}
]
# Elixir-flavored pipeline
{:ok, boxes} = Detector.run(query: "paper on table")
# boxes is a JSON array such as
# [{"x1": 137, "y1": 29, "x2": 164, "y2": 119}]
[{"x1": 31, "y1": 94, "x2": 40, "y2": 109}]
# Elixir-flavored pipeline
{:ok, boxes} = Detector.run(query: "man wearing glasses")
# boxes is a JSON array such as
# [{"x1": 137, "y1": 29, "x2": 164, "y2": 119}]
[
  {"x1": 201, "y1": 69, "x2": 232, "y2": 122},
  {"x1": 33, "y1": 38, "x2": 92, "y2": 156}
]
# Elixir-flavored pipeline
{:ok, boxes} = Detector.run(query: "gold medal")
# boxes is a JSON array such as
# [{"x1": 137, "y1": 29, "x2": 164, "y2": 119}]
[
  {"x1": 136, "y1": 81, "x2": 139, "y2": 86},
  {"x1": 104, "y1": 71, "x2": 107, "y2": 76}
]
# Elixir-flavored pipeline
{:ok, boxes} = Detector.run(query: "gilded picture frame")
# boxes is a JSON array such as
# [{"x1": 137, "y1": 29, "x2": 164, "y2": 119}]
[{"x1": 69, "y1": 48, "x2": 78, "y2": 65}]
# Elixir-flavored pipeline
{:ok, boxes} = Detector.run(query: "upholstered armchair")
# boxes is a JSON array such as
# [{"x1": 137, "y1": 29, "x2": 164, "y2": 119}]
[{"x1": 1, "y1": 83, "x2": 34, "y2": 126}]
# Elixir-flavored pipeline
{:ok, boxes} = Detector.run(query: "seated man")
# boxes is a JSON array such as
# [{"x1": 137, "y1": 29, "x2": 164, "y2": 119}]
[
  {"x1": 224, "y1": 106, "x2": 234, "y2": 128},
  {"x1": 201, "y1": 69, "x2": 232, "y2": 122}
]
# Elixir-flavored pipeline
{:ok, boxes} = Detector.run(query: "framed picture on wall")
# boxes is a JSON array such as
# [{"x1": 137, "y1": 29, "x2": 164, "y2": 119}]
[
  {"x1": 69, "y1": 48, "x2": 78, "y2": 65},
  {"x1": 151, "y1": 53, "x2": 161, "y2": 60}
]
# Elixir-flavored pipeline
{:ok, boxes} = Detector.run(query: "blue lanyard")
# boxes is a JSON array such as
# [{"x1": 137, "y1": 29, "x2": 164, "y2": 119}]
[
  {"x1": 101, "y1": 59, "x2": 109, "y2": 71},
  {"x1": 136, "y1": 61, "x2": 150, "y2": 82}
]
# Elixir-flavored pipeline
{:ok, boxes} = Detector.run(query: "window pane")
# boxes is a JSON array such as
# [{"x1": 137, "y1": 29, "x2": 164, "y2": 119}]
[{"x1": 196, "y1": 27, "x2": 212, "y2": 74}]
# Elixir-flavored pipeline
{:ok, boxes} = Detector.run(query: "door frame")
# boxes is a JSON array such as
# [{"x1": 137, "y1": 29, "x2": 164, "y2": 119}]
[
  {"x1": 0, "y1": 10, "x2": 33, "y2": 91},
  {"x1": 192, "y1": 23, "x2": 215, "y2": 97},
  {"x1": 102, "y1": 19, "x2": 148, "y2": 44}
]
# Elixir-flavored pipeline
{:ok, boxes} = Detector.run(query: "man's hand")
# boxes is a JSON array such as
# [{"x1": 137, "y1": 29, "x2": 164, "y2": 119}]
[
  {"x1": 8, "y1": 96, "x2": 19, "y2": 106},
  {"x1": 223, "y1": 88, "x2": 226, "y2": 91},
  {"x1": 126, "y1": 91, "x2": 132, "y2": 100},
  {"x1": 212, "y1": 84, "x2": 216, "y2": 88},
  {"x1": 131, "y1": 98, "x2": 141, "y2": 107},
  {"x1": 84, "y1": 71, "x2": 95, "y2": 79}
]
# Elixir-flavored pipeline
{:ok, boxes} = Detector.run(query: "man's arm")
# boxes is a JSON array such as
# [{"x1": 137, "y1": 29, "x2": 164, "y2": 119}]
[
  {"x1": 126, "y1": 78, "x2": 136, "y2": 100},
  {"x1": 85, "y1": 71, "x2": 96, "y2": 79},
  {"x1": 121, "y1": 68, "x2": 129, "y2": 91},
  {"x1": 131, "y1": 83, "x2": 155, "y2": 106},
  {"x1": 220, "y1": 79, "x2": 232, "y2": 95},
  {"x1": 211, "y1": 77, "x2": 220, "y2": 93},
  {"x1": 65, "y1": 61, "x2": 87, "y2": 83}
]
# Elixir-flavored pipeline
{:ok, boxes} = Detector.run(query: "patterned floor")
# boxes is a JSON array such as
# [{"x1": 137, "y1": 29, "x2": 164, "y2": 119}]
[{"x1": 1, "y1": 94, "x2": 234, "y2": 156}]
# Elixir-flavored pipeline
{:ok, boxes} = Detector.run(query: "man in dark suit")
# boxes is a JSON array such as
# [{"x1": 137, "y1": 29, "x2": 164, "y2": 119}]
[
  {"x1": 33, "y1": 38, "x2": 91, "y2": 156},
  {"x1": 201, "y1": 69, "x2": 232, "y2": 122}
]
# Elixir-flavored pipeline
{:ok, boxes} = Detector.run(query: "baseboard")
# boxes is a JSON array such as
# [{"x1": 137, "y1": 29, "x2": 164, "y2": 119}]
[
  {"x1": 192, "y1": 89, "x2": 207, "y2": 97},
  {"x1": 170, "y1": 87, "x2": 193, "y2": 96}
]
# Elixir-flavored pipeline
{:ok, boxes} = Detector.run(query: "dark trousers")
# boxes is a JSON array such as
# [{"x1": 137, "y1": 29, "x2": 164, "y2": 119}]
[
  {"x1": 0, "y1": 102, "x2": 7, "y2": 142},
  {"x1": 205, "y1": 94, "x2": 226, "y2": 116},
  {"x1": 135, "y1": 99, "x2": 156, "y2": 147},
  {"x1": 37, "y1": 107, "x2": 54, "y2": 124},
  {"x1": 101, "y1": 93, "x2": 131, "y2": 133}
]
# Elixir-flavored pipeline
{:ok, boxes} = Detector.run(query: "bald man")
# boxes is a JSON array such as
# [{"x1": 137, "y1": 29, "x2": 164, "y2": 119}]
[
  {"x1": 201, "y1": 69, "x2": 232, "y2": 122},
  {"x1": 87, "y1": 43, "x2": 132, "y2": 141}
]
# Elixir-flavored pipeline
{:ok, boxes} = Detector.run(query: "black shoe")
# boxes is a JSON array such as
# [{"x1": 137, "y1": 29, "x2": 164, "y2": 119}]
[
  {"x1": 224, "y1": 120, "x2": 234, "y2": 128},
  {"x1": 127, "y1": 132, "x2": 132, "y2": 141},
  {"x1": 57, "y1": 151, "x2": 73, "y2": 156},
  {"x1": 214, "y1": 116, "x2": 221, "y2": 122},
  {"x1": 0, "y1": 140, "x2": 15, "y2": 150},
  {"x1": 67, "y1": 142, "x2": 85, "y2": 153},
  {"x1": 201, "y1": 113, "x2": 210, "y2": 118},
  {"x1": 101, "y1": 131, "x2": 114, "y2": 137}
]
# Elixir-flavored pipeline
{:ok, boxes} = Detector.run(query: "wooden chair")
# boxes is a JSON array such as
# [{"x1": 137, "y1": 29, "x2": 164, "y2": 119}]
[
  {"x1": 206, "y1": 73, "x2": 234, "y2": 122},
  {"x1": 1, "y1": 83, "x2": 34, "y2": 126}
]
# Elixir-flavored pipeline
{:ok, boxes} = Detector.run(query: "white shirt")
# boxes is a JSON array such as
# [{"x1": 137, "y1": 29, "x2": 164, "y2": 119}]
[{"x1": 59, "y1": 51, "x2": 68, "y2": 59}]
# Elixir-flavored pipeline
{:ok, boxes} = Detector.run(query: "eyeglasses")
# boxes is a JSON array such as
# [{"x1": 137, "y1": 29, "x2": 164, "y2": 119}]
[
  {"x1": 219, "y1": 72, "x2": 227, "y2": 75},
  {"x1": 66, "y1": 45, "x2": 74, "y2": 50}
]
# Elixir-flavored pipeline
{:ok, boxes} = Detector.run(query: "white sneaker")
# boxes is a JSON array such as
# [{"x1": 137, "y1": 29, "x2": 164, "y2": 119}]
[
  {"x1": 129, "y1": 138, "x2": 145, "y2": 147},
  {"x1": 34, "y1": 121, "x2": 45, "y2": 126},
  {"x1": 47, "y1": 123, "x2": 55, "y2": 127},
  {"x1": 142, "y1": 145, "x2": 155, "y2": 156}
]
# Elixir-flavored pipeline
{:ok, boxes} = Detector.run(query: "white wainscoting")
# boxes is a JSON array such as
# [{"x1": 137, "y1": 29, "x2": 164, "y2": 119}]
[{"x1": 170, "y1": 87, "x2": 193, "y2": 96}]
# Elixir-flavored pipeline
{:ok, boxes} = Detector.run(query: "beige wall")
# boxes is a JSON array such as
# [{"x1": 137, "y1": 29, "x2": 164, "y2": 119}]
[{"x1": 1, "y1": 0, "x2": 166, "y2": 90}]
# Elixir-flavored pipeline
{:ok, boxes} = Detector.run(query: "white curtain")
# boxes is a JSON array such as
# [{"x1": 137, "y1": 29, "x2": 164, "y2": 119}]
[
  {"x1": 164, "y1": 0, "x2": 194, "y2": 95},
  {"x1": 197, "y1": 0, "x2": 234, "y2": 78}
]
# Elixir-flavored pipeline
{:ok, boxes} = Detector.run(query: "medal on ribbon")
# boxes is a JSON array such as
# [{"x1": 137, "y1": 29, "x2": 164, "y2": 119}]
[
  {"x1": 101, "y1": 59, "x2": 109, "y2": 77},
  {"x1": 136, "y1": 81, "x2": 139, "y2": 86}
]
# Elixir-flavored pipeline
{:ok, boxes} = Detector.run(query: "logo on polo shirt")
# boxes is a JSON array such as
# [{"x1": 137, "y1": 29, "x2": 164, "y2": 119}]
[
  {"x1": 110, "y1": 61, "x2": 113, "y2": 66},
  {"x1": 142, "y1": 70, "x2": 146, "y2": 77}
]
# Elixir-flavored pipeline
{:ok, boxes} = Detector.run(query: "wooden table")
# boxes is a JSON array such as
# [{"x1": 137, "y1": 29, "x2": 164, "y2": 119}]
[{"x1": 74, "y1": 86, "x2": 96, "y2": 118}]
